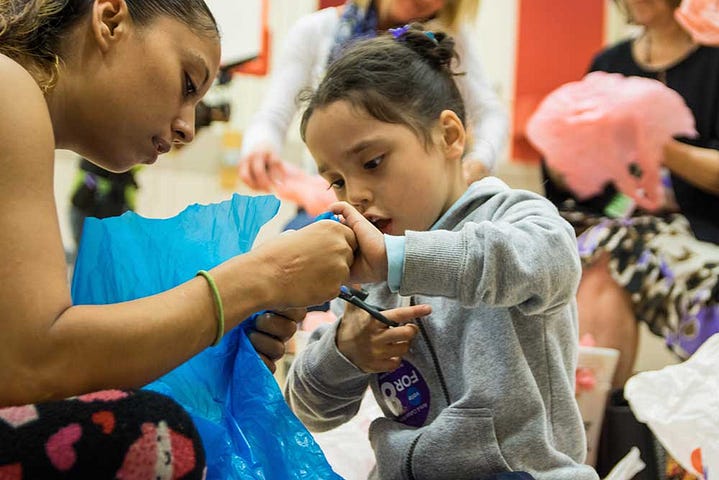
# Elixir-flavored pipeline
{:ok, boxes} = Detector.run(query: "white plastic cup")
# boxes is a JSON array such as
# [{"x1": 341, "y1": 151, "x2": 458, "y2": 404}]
[
  {"x1": 576, "y1": 345, "x2": 620, "y2": 467},
  {"x1": 704, "y1": 444, "x2": 718, "y2": 480}
]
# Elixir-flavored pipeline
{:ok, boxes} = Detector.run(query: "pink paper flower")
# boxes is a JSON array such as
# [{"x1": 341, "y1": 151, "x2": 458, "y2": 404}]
[
  {"x1": 676, "y1": 0, "x2": 719, "y2": 46},
  {"x1": 527, "y1": 72, "x2": 696, "y2": 211},
  {"x1": 271, "y1": 162, "x2": 337, "y2": 216}
]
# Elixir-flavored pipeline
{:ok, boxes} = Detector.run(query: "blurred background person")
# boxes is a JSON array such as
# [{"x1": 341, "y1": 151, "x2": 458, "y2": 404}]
[
  {"x1": 239, "y1": 0, "x2": 508, "y2": 228},
  {"x1": 542, "y1": 0, "x2": 719, "y2": 390}
]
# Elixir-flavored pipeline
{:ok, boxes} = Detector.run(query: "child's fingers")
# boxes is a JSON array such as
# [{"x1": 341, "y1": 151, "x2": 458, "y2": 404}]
[
  {"x1": 330, "y1": 201, "x2": 374, "y2": 233},
  {"x1": 343, "y1": 300, "x2": 431, "y2": 334},
  {"x1": 329, "y1": 201, "x2": 356, "y2": 223},
  {"x1": 381, "y1": 304, "x2": 432, "y2": 326},
  {"x1": 380, "y1": 323, "x2": 419, "y2": 344},
  {"x1": 380, "y1": 338, "x2": 415, "y2": 358}
]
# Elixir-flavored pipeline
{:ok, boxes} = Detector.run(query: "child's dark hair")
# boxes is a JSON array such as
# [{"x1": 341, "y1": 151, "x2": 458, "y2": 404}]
[
  {"x1": 300, "y1": 24, "x2": 465, "y2": 147},
  {"x1": 0, "y1": 0, "x2": 218, "y2": 91}
]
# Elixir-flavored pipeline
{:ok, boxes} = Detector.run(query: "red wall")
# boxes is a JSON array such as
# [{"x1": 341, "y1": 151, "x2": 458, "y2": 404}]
[{"x1": 513, "y1": 0, "x2": 605, "y2": 162}]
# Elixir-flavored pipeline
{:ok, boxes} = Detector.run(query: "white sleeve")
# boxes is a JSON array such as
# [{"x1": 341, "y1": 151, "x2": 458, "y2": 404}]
[
  {"x1": 454, "y1": 25, "x2": 509, "y2": 172},
  {"x1": 240, "y1": 12, "x2": 329, "y2": 157}
]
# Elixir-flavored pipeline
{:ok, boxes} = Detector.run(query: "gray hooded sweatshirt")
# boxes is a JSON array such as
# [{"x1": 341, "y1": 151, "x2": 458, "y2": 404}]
[{"x1": 285, "y1": 178, "x2": 599, "y2": 480}]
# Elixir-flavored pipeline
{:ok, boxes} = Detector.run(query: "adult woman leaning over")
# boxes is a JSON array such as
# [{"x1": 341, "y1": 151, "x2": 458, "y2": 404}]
[
  {"x1": 0, "y1": 0, "x2": 355, "y2": 476},
  {"x1": 543, "y1": 0, "x2": 719, "y2": 388}
]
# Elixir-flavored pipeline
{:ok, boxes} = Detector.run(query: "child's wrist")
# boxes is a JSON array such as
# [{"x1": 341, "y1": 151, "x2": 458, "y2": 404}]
[
  {"x1": 383, "y1": 234, "x2": 405, "y2": 291},
  {"x1": 335, "y1": 321, "x2": 355, "y2": 362}
]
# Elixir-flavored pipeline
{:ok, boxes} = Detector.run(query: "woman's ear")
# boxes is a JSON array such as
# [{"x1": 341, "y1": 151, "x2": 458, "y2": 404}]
[
  {"x1": 439, "y1": 110, "x2": 466, "y2": 161},
  {"x1": 91, "y1": 0, "x2": 130, "y2": 53}
]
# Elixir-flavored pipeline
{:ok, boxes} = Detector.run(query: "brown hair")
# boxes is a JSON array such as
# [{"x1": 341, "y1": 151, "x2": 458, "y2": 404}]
[
  {"x1": 301, "y1": 24, "x2": 465, "y2": 148},
  {"x1": 0, "y1": 0, "x2": 218, "y2": 91}
]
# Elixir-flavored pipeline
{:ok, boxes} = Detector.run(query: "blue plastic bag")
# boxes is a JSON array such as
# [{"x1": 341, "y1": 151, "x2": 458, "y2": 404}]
[{"x1": 71, "y1": 194, "x2": 341, "y2": 480}]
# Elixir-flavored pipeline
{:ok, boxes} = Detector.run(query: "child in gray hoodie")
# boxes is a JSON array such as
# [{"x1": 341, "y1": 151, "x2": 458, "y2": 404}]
[{"x1": 285, "y1": 24, "x2": 598, "y2": 480}]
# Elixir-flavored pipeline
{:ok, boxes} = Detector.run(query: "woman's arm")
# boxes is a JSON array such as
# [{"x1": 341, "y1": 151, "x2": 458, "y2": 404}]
[
  {"x1": 239, "y1": 10, "x2": 333, "y2": 190},
  {"x1": 240, "y1": 11, "x2": 329, "y2": 159},
  {"x1": 0, "y1": 59, "x2": 355, "y2": 406},
  {"x1": 453, "y1": 25, "x2": 509, "y2": 175},
  {"x1": 663, "y1": 139, "x2": 719, "y2": 195}
]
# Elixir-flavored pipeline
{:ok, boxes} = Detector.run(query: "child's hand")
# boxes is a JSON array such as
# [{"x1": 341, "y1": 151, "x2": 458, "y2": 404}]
[
  {"x1": 337, "y1": 302, "x2": 431, "y2": 373},
  {"x1": 331, "y1": 201, "x2": 387, "y2": 284}
]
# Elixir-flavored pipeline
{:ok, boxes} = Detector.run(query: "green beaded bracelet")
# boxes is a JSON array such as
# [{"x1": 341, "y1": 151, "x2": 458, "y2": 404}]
[{"x1": 197, "y1": 270, "x2": 225, "y2": 346}]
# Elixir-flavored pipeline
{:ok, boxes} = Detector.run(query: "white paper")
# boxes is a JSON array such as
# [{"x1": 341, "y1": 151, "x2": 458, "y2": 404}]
[{"x1": 625, "y1": 334, "x2": 719, "y2": 478}]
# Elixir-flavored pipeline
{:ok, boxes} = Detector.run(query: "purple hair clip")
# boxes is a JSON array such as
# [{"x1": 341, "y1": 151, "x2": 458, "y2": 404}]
[
  {"x1": 388, "y1": 25, "x2": 439, "y2": 45},
  {"x1": 388, "y1": 24, "x2": 410, "y2": 40}
]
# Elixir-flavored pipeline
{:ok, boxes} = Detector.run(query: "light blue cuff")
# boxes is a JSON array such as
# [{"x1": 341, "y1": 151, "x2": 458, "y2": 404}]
[{"x1": 384, "y1": 234, "x2": 406, "y2": 293}]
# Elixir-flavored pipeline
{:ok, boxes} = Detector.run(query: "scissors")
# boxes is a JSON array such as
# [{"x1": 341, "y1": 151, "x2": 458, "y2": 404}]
[
  {"x1": 312, "y1": 213, "x2": 399, "y2": 327},
  {"x1": 338, "y1": 285, "x2": 400, "y2": 328}
]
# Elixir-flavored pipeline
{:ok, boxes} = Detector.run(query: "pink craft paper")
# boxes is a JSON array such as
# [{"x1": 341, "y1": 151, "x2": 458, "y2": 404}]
[
  {"x1": 271, "y1": 162, "x2": 337, "y2": 216},
  {"x1": 675, "y1": 0, "x2": 719, "y2": 46},
  {"x1": 526, "y1": 71, "x2": 696, "y2": 211}
]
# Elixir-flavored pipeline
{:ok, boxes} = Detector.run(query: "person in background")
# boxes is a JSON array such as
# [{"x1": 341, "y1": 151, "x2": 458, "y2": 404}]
[
  {"x1": 542, "y1": 0, "x2": 719, "y2": 389},
  {"x1": 0, "y1": 0, "x2": 355, "y2": 476},
  {"x1": 69, "y1": 158, "x2": 139, "y2": 248},
  {"x1": 285, "y1": 25, "x2": 596, "y2": 480},
  {"x1": 239, "y1": 0, "x2": 508, "y2": 228},
  {"x1": 68, "y1": 100, "x2": 230, "y2": 251}
]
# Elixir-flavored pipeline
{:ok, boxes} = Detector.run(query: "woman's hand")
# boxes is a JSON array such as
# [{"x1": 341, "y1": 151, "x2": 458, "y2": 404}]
[
  {"x1": 248, "y1": 308, "x2": 304, "y2": 372},
  {"x1": 248, "y1": 220, "x2": 358, "y2": 309},
  {"x1": 337, "y1": 302, "x2": 431, "y2": 373},
  {"x1": 238, "y1": 146, "x2": 286, "y2": 192},
  {"x1": 330, "y1": 202, "x2": 387, "y2": 284}
]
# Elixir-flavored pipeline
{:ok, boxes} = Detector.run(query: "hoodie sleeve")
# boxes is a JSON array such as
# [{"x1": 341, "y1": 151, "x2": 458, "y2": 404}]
[
  {"x1": 283, "y1": 321, "x2": 371, "y2": 432},
  {"x1": 399, "y1": 183, "x2": 581, "y2": 316}
]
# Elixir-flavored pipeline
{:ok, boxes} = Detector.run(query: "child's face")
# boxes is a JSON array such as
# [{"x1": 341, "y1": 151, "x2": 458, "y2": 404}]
[{"x1": 305, "y1": 100, "x2": 466, "y2": 235}]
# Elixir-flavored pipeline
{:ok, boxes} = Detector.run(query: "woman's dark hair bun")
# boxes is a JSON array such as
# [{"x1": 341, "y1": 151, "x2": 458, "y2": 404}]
[{"x1": 399, "y1": 23, "x2": 457, "y2": 72}]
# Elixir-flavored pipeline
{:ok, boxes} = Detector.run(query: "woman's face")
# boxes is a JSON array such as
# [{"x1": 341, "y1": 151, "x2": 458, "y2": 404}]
[
  {"x1": 385, "y1": 0, "x2": 446, "y2": 25},
  {"x1": 71, "y1": 15, "x2": 220, "y2": 172},
  {"x1": 623, "y1": 0, "x2": 677, "y2": 26}
]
